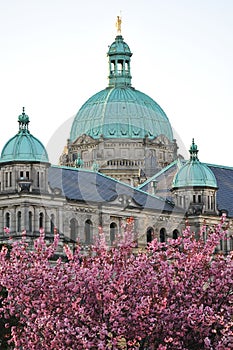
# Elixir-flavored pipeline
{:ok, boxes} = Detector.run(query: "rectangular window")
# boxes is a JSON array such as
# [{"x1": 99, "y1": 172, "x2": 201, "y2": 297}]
[
  {"x1": 37, "y1": 172, "x2": 40, "y2": 187},
  {"x1": 26, "y1": 171, "x2": 30, "y2": 179},
  {"x1": 20, "y1": 171, "x2": 24, "y2": 178},
  {"x1": 41, "y1": 173, "x2": 44, "y2": 187},
  {"x1": 198, "y1": 195, "x2": 202, "y2": 203},
  {"x1": 5, "y1": 172, "x2": 8, "y2": 187},
  {"x1": 9, "y1": 172, "x2": 12, "y2": 187},
  {"x1": 29, "y1": 212, "x2": 32, "y2": 232},
  {"x1": 211, "y1": 196, "x2": 214, "y2": 210}
]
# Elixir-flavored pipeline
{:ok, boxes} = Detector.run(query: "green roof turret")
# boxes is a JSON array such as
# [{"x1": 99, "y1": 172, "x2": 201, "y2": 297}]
[
  {"x1": 172, "y1": 139, "x2": 217, "y2": 189},
  {"x1": 0, "y1": 108, "x2": 49, "y2": 164}
]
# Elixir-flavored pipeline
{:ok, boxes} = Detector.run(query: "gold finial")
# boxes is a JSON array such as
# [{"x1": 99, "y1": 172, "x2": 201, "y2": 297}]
[{"x1": 116, "y1": 15, "x2": 122, "y2": 34}]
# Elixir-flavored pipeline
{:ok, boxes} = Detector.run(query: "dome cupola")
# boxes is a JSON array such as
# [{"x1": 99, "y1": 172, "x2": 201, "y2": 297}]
[
  {"x1": 172, "y1": 139, "x2": 217, "y2": 189},
  {"x1": 0, "y1": 108, "x2": 49, "y2": 164},
  {"x1": 107, "y1": 16, "x2": 132, "y2": 88},
  {"x1": 69, "y1": 17, "x2": 173, "y2": 142}
]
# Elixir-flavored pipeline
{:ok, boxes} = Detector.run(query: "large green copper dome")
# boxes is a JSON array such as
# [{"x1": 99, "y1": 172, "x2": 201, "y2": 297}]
[
  {"x1": 172, "y1": 140, "x2": 217, "y2": 189},
  {"x1": 0, "y1": 109, "x2": 49, "y2": 164},
  {"x1": 70, "y1": 87, "x2": 173, "y2": 141},
  {"x1": 70, "y1": 34, "x2": 173, "y2": 142}
]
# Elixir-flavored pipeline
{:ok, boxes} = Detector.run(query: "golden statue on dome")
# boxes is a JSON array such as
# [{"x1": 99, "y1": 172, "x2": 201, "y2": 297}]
[{"x1": 116, "y1": 15, "x2": 122, "y2": 34}]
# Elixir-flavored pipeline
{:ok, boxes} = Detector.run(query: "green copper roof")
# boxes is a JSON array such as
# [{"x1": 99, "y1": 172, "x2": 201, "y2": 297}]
[
  {"x1": 0, "y1": 108, "x2": 49, "y2": 164},
  {"x1": 70, "y1": 87, "x2": 173, "y2": 141},
  {"x1": 172, "y1": 139, "x2": 217, "y2": 189},
  {"x1": 70, "y1": 34, "x2": 173, "y2": 142}
]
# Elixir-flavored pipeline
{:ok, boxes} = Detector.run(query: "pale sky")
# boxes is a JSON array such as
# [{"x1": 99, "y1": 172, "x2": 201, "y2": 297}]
[{"x1": 0, "y1": 0, "x2": 233, "y2": 166}]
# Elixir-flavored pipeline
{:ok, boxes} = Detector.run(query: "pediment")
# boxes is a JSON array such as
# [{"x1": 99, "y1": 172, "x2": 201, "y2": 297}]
[
  {"x1": 72, "y1": 134, "x2": 98, "y2": 146},
  {"x1": 146, "y1": 134, "x2": 171, "y2": 146},
  {"x1": 109, "y1": 194, "x2": 142, "y2": 209}
]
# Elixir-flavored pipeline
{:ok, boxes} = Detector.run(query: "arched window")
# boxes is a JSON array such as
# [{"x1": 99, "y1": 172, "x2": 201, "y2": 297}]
[
  {"x1": 172, "y1": 229, "x2": 179, "y2": 240},
  {"x1": 160, "y1": 228, "x2": 166, "y2": 243},
  {"x1": 146, "y1": 227, "x2": 154, "y2": 243},
  {"x1": 70, "y1": 218, "x2": 78, "y2": 242},
  {"x1": 17, "y1": 211, "x2": 21, "y2": 232},
  {"x1": 39, "y1": 212, "x2": 44, "y2": 229},
  {"x1": 28, "y1": 211, "x2": 33, "y2": 232},
  {"x1": 5, "y1": 212, "x2": 10, "y2": 229},
  {"x1": 85, "y1": 219, "x2": 93, "y2": 245},
  {"x1": 110, "y1": 222, "x2": 117, "y2": 245}
]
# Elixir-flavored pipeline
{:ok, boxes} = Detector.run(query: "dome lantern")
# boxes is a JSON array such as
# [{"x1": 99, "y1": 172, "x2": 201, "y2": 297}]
[
  {"x1": 18, "y1": 107, "x2": 30, "y2": 132},
  {"x1": 107, "y1": 16, "x2": 132, "y2": 88},
  {"x1": 189, "y1": 138, "x2": 199, "y2": 161}
]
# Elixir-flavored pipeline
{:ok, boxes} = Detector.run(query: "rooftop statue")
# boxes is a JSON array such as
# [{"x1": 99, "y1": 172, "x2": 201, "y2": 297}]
[{"x1": 116, "y1": 15, "x2": 122, "y2": 34}]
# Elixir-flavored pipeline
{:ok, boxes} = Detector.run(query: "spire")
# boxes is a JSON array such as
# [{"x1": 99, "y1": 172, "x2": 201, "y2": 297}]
[
  {"x1": 189, "y1": 139, "x2": 199, "y2": 161},
  {"x1": 18, "y1": 107, "x2": 30, "y2": 132},
  {"x1": 107, "y1": 16, "x2": 132, "y2": 88}
]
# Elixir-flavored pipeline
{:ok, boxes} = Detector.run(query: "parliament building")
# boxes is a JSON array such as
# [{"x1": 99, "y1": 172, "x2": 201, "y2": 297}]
[{"x1": 0, "y1": 19, "x2": 232, "y2": 253}]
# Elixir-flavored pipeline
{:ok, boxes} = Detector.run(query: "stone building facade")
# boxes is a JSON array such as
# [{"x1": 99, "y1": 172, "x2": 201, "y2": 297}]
[{"x1": 0, "y1": 21, "x2": 232, "y2": 255}]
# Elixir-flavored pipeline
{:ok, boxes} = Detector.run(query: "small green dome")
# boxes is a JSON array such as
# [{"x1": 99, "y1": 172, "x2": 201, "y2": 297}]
[
  {"x1": 108, "y1": 35, "x2": 132, "y2": 56},
  {"x1": 172, "y1": 139, "x2": 217, "y2": 189},
  {"x1": 70, "y1": 33, "x2": 173, "y2": 142},
  {"x1": 0, "y1": 109, "x2": 49, "y2": 164}
]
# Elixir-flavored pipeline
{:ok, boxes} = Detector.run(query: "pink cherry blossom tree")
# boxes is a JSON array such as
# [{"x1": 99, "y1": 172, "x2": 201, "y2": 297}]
[{"x1": 0, "y1": 218, "x2": 232, "y2": 349}]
